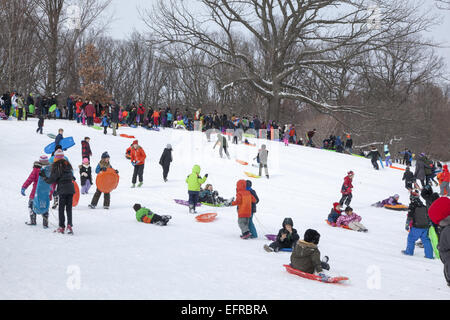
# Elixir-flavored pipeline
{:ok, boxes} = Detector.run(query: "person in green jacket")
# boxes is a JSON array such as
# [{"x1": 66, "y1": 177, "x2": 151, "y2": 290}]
[
  {"x1": 186, "y1": 165, "x2": 208, "y2": 213},
  {"x1": 133, "y1": 204, "x2": 171, "y2": 226}
]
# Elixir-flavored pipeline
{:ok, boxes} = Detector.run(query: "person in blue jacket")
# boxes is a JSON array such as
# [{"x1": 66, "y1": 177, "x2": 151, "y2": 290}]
[
  {"x1": 54, "y1": 128, "x2": 64, "y2": 151},
  {"x1": 246, "y1": 180, "x2": 259, "y2": 238},
  {"x1": 30, "y1": 161, "x2": 52, "y2": 228},
  {"x1": 101, "y1": 115, "x2": 110, "y2": 135}
]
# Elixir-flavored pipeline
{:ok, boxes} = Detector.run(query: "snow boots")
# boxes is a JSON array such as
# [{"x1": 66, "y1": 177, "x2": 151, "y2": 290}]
[
  {"x1": 264, "y1": 244, "x2": 274, "y2": 252},
  {"x1": 240, "y1": 231, "x2": 252, "y2": 239},
  {"x1": 43, "y1": 214, "x2": 49, "y2": 228},
  {"x1": 66, "y1": 225, "x2": 73, "y2": 235},
  {"x1": 28, "y1": 213, "x2": 37, "y2": 226},
  {"x1": 138, "y1": 182, "x2": 143, "y2": 188},
  {"x1": 189, "y1": 204, "x2": 197, "y2": 214}
]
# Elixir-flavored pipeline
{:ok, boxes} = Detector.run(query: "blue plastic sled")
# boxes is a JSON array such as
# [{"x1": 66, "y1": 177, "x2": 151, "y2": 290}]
[
  {"x1": 44, "y1": 137, "x2": 76, "y2": 154},
  {"x1": 280, "y1": 248, "x2": 292, "y2": 252}
]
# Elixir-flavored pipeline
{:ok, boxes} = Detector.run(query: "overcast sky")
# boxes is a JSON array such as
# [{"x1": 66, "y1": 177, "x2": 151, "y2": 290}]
[{"x1": 106, "y1": 0, "x2": 450, "y2": 71}]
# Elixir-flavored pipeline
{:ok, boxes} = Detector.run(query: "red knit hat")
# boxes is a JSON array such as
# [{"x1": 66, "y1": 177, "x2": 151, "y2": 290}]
[
  {"x1": 428, "y1": 197, "x2": 450, "y2": 225},
  {"x1": 132, "y1": 140, "x2": 138, "y2": 145}
]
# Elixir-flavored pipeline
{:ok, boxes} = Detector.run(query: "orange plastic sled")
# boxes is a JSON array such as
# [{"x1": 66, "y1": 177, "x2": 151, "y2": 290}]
[
  {"x1": 96, "y1": 168, "x2": 120, "y2": 193},
  {"x1": 244, "y1": 172, "x2": 261, "y2": 178},
  {"x1": 72, "y1": 181, "x2": 80, "y2": 207},
  {"x1": 384, "y1": 204, "x2": 408, "y2": 211},
  {"x1": 120, "y1": 134, "x2": 136, "y2": 139},
  {"x1": 236, "y1": 160, "x2": 248, "y2": 166},
  {"x1": 325, "y1": 220, "x2": 352, "y2": 230},
  {"x1": 390, "y1": 166, "x2": 406, "y2": 171},
  {"x1": 196, "y1": 213, "x2": 218, "y2": 223}
]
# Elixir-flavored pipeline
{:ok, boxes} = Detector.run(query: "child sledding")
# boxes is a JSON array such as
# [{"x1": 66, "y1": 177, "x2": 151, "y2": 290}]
[
  {"x1": 199, "y1": 184, "x2": 233, "y2": 207},
  {"x1": 264, "y1": 218, "x2": 299, "y2": 252},
  {"x1": 133, "y1": 204, "x2": 172, "y2": 226},
  {"x1": 372, "y1": 194, "x2": 407, "y2": 211},
  {"x1": 336, "y1": 207, "x2": 368, "y2": 232}
]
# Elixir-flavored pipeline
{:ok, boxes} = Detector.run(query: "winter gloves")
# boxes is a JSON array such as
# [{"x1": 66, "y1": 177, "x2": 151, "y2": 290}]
[{"x1": 21, "y1": 188, "x2": 26, "y2": 196}]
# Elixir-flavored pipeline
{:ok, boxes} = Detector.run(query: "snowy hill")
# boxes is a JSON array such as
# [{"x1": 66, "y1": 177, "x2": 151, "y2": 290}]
[{"x1": 0, "y1": 119, "x2": 447, "y2": 300}]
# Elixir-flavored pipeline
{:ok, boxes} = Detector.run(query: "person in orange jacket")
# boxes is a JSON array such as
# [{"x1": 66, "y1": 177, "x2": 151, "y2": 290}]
[
  {"x1": 440, "y1": 165, "x2": 450, "y2": 196},
  {"x1": 130, "y1": 140, "x2": 147, "y2": 188},
  {"x1": 152, "y1": 110, "x2": 160, "y2": 127},
  {"x1": 231, "y1": 180, "x2": 256, "y2": 239}
]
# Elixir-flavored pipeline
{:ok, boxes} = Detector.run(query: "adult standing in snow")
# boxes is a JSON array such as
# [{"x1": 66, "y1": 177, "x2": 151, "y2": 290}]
[
  {"x1": 366, "y1": 146, "x2": 381, "y2": 170},
  {"x1": 345, "y1": 135, "x2": 353, "y2": 154},
  {"x1": 130, "y1": 140, "x2": 146, "y2": 188},
  {"x1": 111, "y1": 100, "x2": 120, "y2": 136},
  {"x1": 213, "y1": 133, "x2": 230, "y2": 159},
  {"x1": 159, "y1": 144, "x2": 173, "y2": 182},
  {"x1": 414, "y1": 153, "x2": 427, "y2": 188},
  {"x1": 40, "y1": 150, "x2": 75, "y2": 234},
  {"x1": 428, "y1": 197, "x2": 450, "y2": 287},
  {"x1": 258, "y1": 144, "x2": 269, "y2": 179},
  {"x1": 85, "y1": 101, "x2": 95, "y2": 126}
]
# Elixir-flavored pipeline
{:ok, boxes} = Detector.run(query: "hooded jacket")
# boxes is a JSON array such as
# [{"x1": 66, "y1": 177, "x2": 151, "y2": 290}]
[
  {"x1": 328, "y1": 202, "x2": 342, "y2": 223},
  {"x1": 186, "y1": 165, "x2": 207, "y2": 192},
  {"x1": 275, "y1": 218, "x2": 300, "y2": 248},
  {"x1": 407, "y1": 198, "x2": 430, "y2": 229},
  {"x1": 130, "y1": 145, "x2": 146, "y2": 166},
  {"x1": 22, "y1": 163, "x2": 42, "y2": 200},
  {"x1": 159, "y1": 148, "x2": 173, "y2": 167},
  {"x1": 441, "y1": 165, "x2": 450, "y2": 182},
  {"x1": 258, "y1": 145, "x2": 269, "y2": 165},
  {"x1": 336, "y1": 212, "x2": 362, "y2": 227},
  {"x1": 232, "y1": 180, "x2": 256, "y2": 218},
  {"x1": 341, "y1": 175, "x2": 353, "y2": 195},
  {"x1": 246, "y1": 180, "x2": 259, "y2": 213},
  {"x1": 290, "y1": 240, "x2": 323, "y2": 274}
]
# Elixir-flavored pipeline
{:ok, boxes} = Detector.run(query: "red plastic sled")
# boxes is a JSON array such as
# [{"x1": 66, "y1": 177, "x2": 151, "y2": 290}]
[
  {"x1": 72, "y1": 181, "x2": 80, "y2": 207},
  {"x1": 325, "y1": 220, "x2": 352, "y2": 230},
  {"x1": 196, "y1": 213, "x2": 217, "y2": 223},
  {"x1": 120, "y1": 134, "x2": 136, "y2": 139},
  {"x1": 283, "y1": 265, "x2": 349, "y2": 284},
  {"x1": 390, "y1": 166, "x2": 406, "y2": 171},
  {"x1": 96, "y1": 168, "x2": 120, "y2": 193},
  {"x1": 236, "y1": 160, "x2": 248, "y2": 166}
]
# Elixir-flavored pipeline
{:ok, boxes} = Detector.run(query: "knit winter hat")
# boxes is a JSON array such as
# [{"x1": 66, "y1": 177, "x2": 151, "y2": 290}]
[
  {"x1": 133, "y1": 203, "x2": 142, "y2": 212},
  {"x1": 167, "y1": 144, "x2": 172, "y2": 150},
  {"x1": 428, "y1": 197, "x2": 450, "y2": 225},
  {"x1": 132, "y1": 140, "x2": 139, "y2": 146},
  {"x1": 39, "y1": 155, "x2": 49, "y2": 165},
  {"x1": 101, "y1": 152, "x2": 110, "y2": 159},
  {"x1": 82, "y1": 158, "x2": 89, "y2": 165},
  {"x1": 304, "y1": 229, "x2": 320, "y2": 245},
  {"x1": 54, "y1": 150, "x2": 65, "y2": 160},
  {"x1": 348, "y1": 171, "x2": 354, "y2": 176}
]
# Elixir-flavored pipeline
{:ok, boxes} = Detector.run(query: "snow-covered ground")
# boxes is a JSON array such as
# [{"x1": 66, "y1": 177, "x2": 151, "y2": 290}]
[{"x1": 0, "y1": 119, "x2": 448, "y2": 299}]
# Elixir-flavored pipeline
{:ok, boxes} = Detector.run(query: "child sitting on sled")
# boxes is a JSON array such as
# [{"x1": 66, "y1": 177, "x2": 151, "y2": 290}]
[
  {"x1": 373, "y1": 194, "x2": 402, "y2": 208},
  {"x1": 264, "y1": 218, "x2": 299, "y2": 252},
  {"x1": 133, "y1": 204, "x2": 172, "y2": 226},
  {"x1": 290, "y1": 229, "x2": 330, "y2": 280},
  {"x1": 336, "y1": 207, "x2": 368, "y2": 232},
  {"x1": 199, "y1": 184, "x2": 233, "y2": 206},
  {"x1": 327, "y1": 202, "x2": 343, "y2": 226}
]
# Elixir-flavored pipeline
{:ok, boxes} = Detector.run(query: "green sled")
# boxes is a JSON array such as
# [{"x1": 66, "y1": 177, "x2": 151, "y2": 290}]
[{"x1": 429, "y1": 226, "x2": 440, "y2": 259}]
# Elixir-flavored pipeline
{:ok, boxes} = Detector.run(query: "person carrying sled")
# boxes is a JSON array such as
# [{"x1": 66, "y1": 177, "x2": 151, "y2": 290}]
[
  {"x1": 327, "y1": 202, "x2": 343, "y2": 226},
  {"x1": 89, "y1": 152, "x2": 119, "y2": 210},
  {"x1": 130, "y1": 140, "x2": 146, "y2": 188},
  {"x1": 264, "y1": 218, "x2": 300, "y2": 252},
  {"x1": 133, "y1": 204, "x2": 172, "y2": 226},
  {"x1": 186, "y1": 165, "x2": 208, "y2": 214},
  {"x1": 339, "y1": 171, "x2": 354, "y2": 207},
  {"x1": 336, "y1": 207, "x2": 368, "y2": 232},
  {"x1": 402, "y1": 190, "x2": 434, "y2": 259},
  {"x1": 231, "y1": 180, "x2": 257, "y2": 239},
  {"x1": 159, "y1": 144, "x2": 173, "y2": 182},
  {"x1": 290, "y1": 229, "x2": 330, "y2": 281},
  {"x1": 40, "y1": 150, "x2": 75, "y2": 234}
]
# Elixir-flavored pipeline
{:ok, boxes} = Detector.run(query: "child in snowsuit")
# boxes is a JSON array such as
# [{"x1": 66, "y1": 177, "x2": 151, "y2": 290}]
[
  {"x1": 41, "y1": 150, "x2": 75, "y2": 234},
  {"x1": 186, "y1": 165, "x2": 208, "y2": 213},
  {"x1": 373, "y1": 194, "x2": 402, "y2": 208},
  {"x1": 264, "y1": 218, "x2": 299, "y2": 252},
  {"x1": 290, "y1": 229, "x2": 330, "y2": 280},
  {"x1": 79, "y1": 158, "x2": 93, "y2": 194},
  {"x1": 199, "y1": 184, "x2": 233, "y2": 206},
  {"x1": 439, "y1": 165, "x2": 450, "y2": 196},
  {"x1": 336, "y1": 207, "x2": 368, "y2": 232},
  {"x1": 231, "y1": 180, "x2": 256, "y2": 239},
  {"x1": 246, "y1": 180, "x2": 259, "y2": 238},
  {"x1": 428, "y1": 197, "x2": 450, "y2": 286},
  {"x1": 81, "y1": 137, "x2": 92, "y2": 161},
  {"x1": 402, "y1": 166, "x2": 416, "y2": 191},
  {"x1": 89, "y1": 152, "x2": 118, "y2": 210},
  {"x1": 339, "y1": 171, "x2": 354, "y2": 207},
  {"x1": 102, "y1": 115, "x2": 109, "y2": 135},
  {"x1": 327, "y1": 202, "x2": 343, "y2": 226},
  {"x1": 36, "y1": 115, "x2": 44, "y2": 134},
  {"x1": 402, "y1": 190, "x2": 434, "y2": 259},
  {"x1": 22, "y1": 156, "x2": 50, "y2": 226},
  {"x1": 55, "y1": 128, "x2": 64, "y2": 150},
  {"x1": 258, "y1": 145, "x2": 269, "y2": 179},
  {"x1": 133, "y1": 204, "x2": 171, "y2": 226},
  {"x1": 130, "y1": 140, "x2": 146, "y2": 188}
]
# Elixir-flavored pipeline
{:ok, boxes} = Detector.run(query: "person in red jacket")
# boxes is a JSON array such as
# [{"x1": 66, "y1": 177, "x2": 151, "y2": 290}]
[
  {"x1": 231, "y1": 180, "x2": 256, "y2": 239},
  {"x1": 85, "y1": 101, "x2": 96, "y2": 126},
  {"x1": 130, "y1": 140, "x2": 147, "y2": 188},
  {"x1": 75, "y1": 98, "x2": 83, "y2": 123},
  {"x1": 152, "y1": 110, "x2": 160, "y2": 127},
  {"x1": 440, "y1": 165, "x2": 450, "y2": 196},
  {"x1": 137, "y1": 104, "x2": 145, "y2": 125},
  {"x1": 339, "y1": 171, "x2": 354, "y2": 208}
]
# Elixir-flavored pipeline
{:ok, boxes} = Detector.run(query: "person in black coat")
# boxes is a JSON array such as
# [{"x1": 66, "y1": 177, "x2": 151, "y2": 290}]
[
  {"x1": 367, "y1": 146, "x2": 381, "y2": 170},
  {"x1": 40, "y1": 150, "x2": 75, "y2": 234},
  {"x1": 402, "y1": 166, "x2": 416, "y2": 190},
  {"x1": 159, "y1": 144, "x2": 173, "y2": 182},
  {"x1": 264, "y1": 218, "x2": 300, "y2": 252}
]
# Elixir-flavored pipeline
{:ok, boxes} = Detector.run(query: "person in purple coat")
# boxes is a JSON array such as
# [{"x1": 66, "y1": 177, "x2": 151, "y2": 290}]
[{"x1": 373, "y1": 194, "x2": 402, "y2": 208}]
